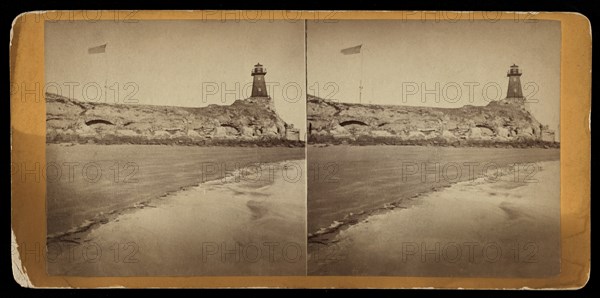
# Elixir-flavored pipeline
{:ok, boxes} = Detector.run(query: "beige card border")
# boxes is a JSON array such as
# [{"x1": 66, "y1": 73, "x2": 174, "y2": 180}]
[{"x1": 10, "y1": 10, "x2": 590, "y2": 289}]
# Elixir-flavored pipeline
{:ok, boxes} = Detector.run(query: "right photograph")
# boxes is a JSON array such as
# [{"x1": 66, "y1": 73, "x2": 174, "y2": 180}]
[{"x1": 306, "y1": 20, "x2": 561, "y2": 277}]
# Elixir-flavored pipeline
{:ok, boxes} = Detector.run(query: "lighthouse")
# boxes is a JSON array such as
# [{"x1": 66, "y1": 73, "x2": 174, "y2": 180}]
[
  {"x1": 506, "y1": 64, "x2": 524, "y2": 100},
  {"x1": 251, "y1": 63, "x2": 269, "y2": 98}
]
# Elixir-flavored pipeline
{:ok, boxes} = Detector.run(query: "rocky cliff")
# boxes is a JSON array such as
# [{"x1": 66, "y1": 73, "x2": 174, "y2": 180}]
[
  {"x1": 307, "y1": 95, "x2": 557, "y2": 146},
  {"x1": 46, "y1": 92, "x2": 302, "y2": 146}
]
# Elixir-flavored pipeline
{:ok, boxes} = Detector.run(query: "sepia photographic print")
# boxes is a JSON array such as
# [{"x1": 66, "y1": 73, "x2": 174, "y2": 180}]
[
  {"x1": 15, "y1": 13, "x2": 572, "y2": 282},
  {"x1": 44, "y1": 20, "x2": 307, "y2": 276},
  {"x1": 306, "y1": 20, "x2": 561, "y2": 277},
  {"x1": 8, "y1": 9, "x2": 594, "y2": 289}
]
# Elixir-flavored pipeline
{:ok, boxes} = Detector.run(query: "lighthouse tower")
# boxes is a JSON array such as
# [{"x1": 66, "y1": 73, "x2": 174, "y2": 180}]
[
  {"x1": 251, "y1": 63, "x2": 269, "y2": 98},
  {"x1": 506, "y1": 64, "x2": 525, "y2": 102}
]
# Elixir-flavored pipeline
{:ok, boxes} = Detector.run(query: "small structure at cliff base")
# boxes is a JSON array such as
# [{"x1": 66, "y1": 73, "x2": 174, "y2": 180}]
[{"x1": 285, "y1": 123, "x2": 301, "y2": 141}]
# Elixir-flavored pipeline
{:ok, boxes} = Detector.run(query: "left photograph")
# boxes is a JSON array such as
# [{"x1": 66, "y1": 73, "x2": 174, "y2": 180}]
[{"x1": 45, "y1": 20, "x2": 306, "y2": 276}]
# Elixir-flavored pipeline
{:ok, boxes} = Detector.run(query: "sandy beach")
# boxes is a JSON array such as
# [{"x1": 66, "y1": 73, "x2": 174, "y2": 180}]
[
  {"x1": 308, "y1": 160, "x2": 560, "y2": 277},
  {"x1": 48, "y1": 160, "x2": 306, "y2": 276}
]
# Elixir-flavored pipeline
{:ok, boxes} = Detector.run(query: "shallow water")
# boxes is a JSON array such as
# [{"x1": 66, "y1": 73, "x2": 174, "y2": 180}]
[
  {"x1": 46, "y1": 144, "x2": 305, "y2": 236},
  {"x1": 308, "y1": 160, "x2": 561, "y2": 277},
  {"x1": 308, "y1": 145, "x2": 559, "y2": 235},
  {"x1": 48, "y1": 160, "x2": 307, "y2": 276}
]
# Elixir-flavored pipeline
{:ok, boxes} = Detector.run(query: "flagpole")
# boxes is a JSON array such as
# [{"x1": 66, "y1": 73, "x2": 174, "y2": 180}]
[
  {"x1": 340, "y1": 44, "x2": 364, "y2": 104},
  {"x1": 104, "y1": 48, "x2": 108, "y2": 103},
  {"x1": 359, "y1": 46, "x2": 363, "y2": 104}
]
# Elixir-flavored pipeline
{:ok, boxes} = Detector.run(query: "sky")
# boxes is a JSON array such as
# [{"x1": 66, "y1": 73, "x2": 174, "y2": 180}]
[
  {"x1": 45, "y1": 20, "x2": 306, "y2": 138},
  {"x1": 307, "y1": 20, "x2": 561, "y2": 137}
]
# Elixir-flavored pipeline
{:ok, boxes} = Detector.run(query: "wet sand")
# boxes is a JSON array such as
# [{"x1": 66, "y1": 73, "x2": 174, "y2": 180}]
[
  {"x1": 48, "y1": 160, "x2": 306, "y2": 276},
  {"x1": 308, "y1": 160, "x2": 560, "y2": 277}
]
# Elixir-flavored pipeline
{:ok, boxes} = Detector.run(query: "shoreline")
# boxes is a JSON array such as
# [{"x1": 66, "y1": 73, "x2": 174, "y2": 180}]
[
  {"x1": 46, "y1": 144, "x2": 305, "y2": 236},
  {"x1": 307, "y1": 140, "x2": 559, "y2": 149},
  {"x1": 308, "y1": 189, "x2": 428, "y2": 244},
  {"x1": 307, "y1": 149, "x2": 560, "y2": 247},
  {"x1": 47, "y1": 158, "x2": 307, "y2": 276},
  {"x1": 308, "y1": 142, "x2": 560, "y2": 148},
  {"x1": 308, "y1": 176, "x2": 466, "y2": 246},
  {"x1": 308, "y1": 159, "x2": 560, "y2": 276},
  {"x1": 48, "y1": 158, "x2": 306, "y2": 245},
  {"x1": 47, "y1": 139, "x2": 306, "y2": 148}
]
